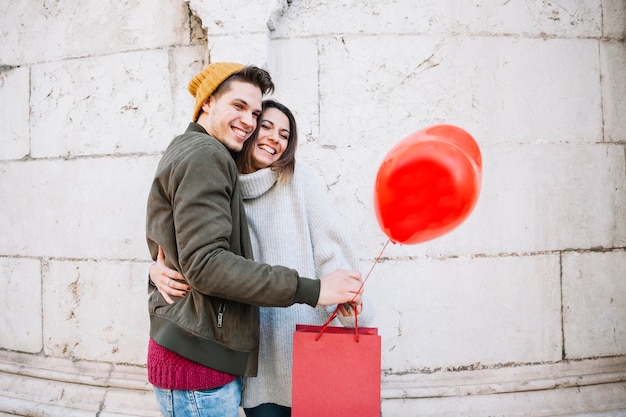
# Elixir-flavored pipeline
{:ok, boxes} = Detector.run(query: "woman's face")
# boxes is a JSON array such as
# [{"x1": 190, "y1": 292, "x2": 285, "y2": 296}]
[{"x1": 248, "y1": 107, "x2": 290, "y2": 172}]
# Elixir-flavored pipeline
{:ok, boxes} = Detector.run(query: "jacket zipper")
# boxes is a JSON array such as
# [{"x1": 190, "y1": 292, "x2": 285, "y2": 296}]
[{"x1": 217, "y1": 301, "x2": 225, "y2": 328}]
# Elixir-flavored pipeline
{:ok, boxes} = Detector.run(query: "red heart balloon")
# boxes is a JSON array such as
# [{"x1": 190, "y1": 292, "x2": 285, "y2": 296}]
[{"x1": 374, "y1": 125, "x2": 482, "y2": 244}]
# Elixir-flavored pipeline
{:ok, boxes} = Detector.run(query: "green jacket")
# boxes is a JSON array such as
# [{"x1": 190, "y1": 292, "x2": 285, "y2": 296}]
[{"x1": 146, "y1": 123, "x2": 320, "y2": 376}]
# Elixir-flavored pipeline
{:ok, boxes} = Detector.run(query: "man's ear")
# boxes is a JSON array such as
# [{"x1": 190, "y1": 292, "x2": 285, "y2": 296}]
[{"x1": 201, "y1": 96, "x2": 214, "y2": 114}]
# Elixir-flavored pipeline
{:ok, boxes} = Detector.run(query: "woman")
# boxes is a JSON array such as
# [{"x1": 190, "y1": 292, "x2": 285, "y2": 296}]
[{"x1": 151, "y1": 99, "x2": 373, "y2": 416}]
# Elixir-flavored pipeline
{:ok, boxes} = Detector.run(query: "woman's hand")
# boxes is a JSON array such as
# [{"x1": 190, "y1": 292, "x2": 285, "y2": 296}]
[
  {"x1": 337, "y1": 302, "x2": 362, "y2": 316},
  {"x1": 150, "y1": 246, "x2": 190, "y2": 304}
]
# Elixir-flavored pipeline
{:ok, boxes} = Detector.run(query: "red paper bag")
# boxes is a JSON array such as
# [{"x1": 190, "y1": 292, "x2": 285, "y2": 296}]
[{"x1": 292, "y1": 324, "x2": 381, "y2": 417}]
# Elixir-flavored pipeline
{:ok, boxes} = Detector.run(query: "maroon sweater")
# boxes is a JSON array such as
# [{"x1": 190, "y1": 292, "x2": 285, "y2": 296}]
[{"x1": 147, "y1": 338, "x2": 236, "y2": 390}]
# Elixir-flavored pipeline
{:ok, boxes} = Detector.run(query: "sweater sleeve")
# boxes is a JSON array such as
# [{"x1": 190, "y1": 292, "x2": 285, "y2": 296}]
[{"x1": 299, "y1": 165, "x2": 375, "y2": 326}]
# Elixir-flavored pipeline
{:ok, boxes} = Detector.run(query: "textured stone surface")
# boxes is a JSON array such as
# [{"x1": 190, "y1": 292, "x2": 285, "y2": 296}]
[
  {"x1": 42, "y1": 259, "x2": 150, "y2": 364},
  {"x1": 0, "y1": 67, "x2": 30, "y2": 160},
  {"x1": 0, "y1": 258, "x2": 42, "y2": 353},
  {"x1": 0, "y1": 156, "x2": 158, "y2": 259},
  {"x1": 602, "y1": 40, "x2": 626, "y2": 142},
  {"x1": 563, "y1": 251, "x2": 626, "y2": 359},
  {"x1": 367, "y1": 255, "x2": 562, "y2": 371},
  {"x1": 0, "y1": 0, "x2": 624, "y2": 415},
  {"x1": 0, "y1": 0, "x2": 191, "y2": 65}
]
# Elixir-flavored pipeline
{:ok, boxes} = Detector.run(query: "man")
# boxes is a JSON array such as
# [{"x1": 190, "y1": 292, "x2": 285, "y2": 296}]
[{"x1": 145, "y1": 62, "x2": 363, "y2": 417}]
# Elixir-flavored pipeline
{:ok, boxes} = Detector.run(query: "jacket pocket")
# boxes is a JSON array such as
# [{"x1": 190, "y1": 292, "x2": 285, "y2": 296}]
[{"x1": 217, "y1": 300, "x2": 225, "y2": 328}]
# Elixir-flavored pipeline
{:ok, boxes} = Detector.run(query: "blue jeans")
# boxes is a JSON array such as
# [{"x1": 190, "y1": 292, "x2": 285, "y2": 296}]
[{"x1": 153, "y1": 378, "x2": 242, "y2": 417}]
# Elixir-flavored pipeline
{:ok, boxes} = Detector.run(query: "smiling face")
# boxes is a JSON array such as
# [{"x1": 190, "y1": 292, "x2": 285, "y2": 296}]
[
  {"x1": 247, "y1": 107, "x2": 291, "y2": 173},
  {"x1": 198, "y1": 80, "x2": 263, "y2": 152}
]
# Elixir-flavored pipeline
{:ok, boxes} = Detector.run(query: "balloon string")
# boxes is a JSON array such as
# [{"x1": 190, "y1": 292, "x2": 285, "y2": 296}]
[
  {"x1": 352, "y1": 238, "x2": 391, "y2": 302},
  {"x1": 314, "y1": 238, "x2": 391, "y2": 341}
]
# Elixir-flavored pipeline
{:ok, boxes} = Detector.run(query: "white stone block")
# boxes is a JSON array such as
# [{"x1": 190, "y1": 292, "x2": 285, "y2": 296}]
[
  {"x1": 170, "y1": 46, "x2": 209, "y2": 127},
  {"x1": 30, "y1": 50, "x2": 178, "y2": 158},
  {"x1": 0, "y1": 0, "x2": 190, "y2": 65},
  {"x1": 470, "y1": 143, "x2": 626, "y2": 254},
  {"x1": 603, "y1": 0, "x2": 626, "y2": 39},
  {"x1": 0, "y1": 372, "x2": 102, "y2": 416},
  {"x1": 382, "y1": 381, "x2": 626, "y2": 417},
  {"x1": 268, "y1": 38, "x2": 320, "y2": 139},
  {"x1": 42, "y1": 260, "x2": 151, "y2": 364},
  {"x1": 190, "y1": 0, "x2": 275, "y2": 34},
  {"x1": 601, "y1": 40, "x2": 626, "y2": 142},
  {"x1": 0, "y1": 350, "x2": 159, "y2": 415},
  {"x1": 100, "y1": 387, "x2": 160, "y2": 416},
  {"x1": 272, "y1": 0, "x2": 602, "y2": 38},
  {"x1": 318, "y1": 35, "x2": 602, "y2": 149},
  {"x1": 381, "y1": 356, "x2": 626, "y2": 402},
  {"x1": 562, "y1": 250, "x2": 626, "y2": 359},
  {"x1": 365, "y1": 254, "x2": 562, "y2": 371},
  {"x1": 0, "y1": 156, "x2": 158, "y2": 259},
  {"x1": 0, "y1": 257, "x2": 42, "y2": 353},
  {"x1": 0, "y1": 66, "x2": 30, "y2": 160},
  {"x1": 208, "y1": 33, "x2": 271, "y2": 68},
  {"x1": 0, "y1": 358, "x2": 160, "y2": 415}
]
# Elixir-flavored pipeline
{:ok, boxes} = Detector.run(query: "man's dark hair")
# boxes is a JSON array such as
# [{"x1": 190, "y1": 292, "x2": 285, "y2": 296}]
[{"x1": 214, "y1": 65, "x2": 274, "y2": 98}]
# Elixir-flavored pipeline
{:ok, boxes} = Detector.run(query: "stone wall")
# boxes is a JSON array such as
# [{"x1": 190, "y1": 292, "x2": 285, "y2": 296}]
[{"x1": 0, "y1": 0, "x2": 625, "y2": 416}]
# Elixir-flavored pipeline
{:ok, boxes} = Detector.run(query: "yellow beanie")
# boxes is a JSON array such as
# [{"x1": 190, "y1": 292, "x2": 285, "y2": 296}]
[{"x1": 188, "y1": 62, "x2": 245, "y2": 122}]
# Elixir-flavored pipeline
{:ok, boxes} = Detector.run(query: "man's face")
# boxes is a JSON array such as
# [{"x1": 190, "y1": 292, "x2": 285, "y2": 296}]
[{"x1": 200, "y1": 80, "x2": 263, "y2": 152}]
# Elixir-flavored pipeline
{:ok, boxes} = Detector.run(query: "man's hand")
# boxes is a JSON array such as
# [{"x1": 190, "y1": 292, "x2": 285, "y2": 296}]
[{"x1": 317, "y1": 269, "x2": 362, "y2": 306}]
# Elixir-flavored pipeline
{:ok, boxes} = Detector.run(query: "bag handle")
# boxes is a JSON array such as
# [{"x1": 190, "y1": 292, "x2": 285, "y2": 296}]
[
  {"x1": 314, "y1": 239, "x2": 391, "y2": 342},
  {"x1": 315, "y1": 303, "x2": 359, "y2": 341}
]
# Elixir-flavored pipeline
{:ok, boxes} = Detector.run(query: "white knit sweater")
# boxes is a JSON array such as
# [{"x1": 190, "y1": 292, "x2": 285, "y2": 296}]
[{"x1": 239, "y1": 163, "x2": 374, "y2": 408}]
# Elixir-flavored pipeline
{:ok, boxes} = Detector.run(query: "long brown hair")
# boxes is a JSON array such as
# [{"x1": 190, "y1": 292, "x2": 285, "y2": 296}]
[{"x1": 236, "y1": 99, "x2": 298, "y2": 180}]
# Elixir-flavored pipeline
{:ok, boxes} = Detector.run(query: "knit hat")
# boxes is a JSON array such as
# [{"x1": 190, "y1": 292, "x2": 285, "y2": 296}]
[{"x1": 188, "y1": 62, "x2": 245, "y2": 122}]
